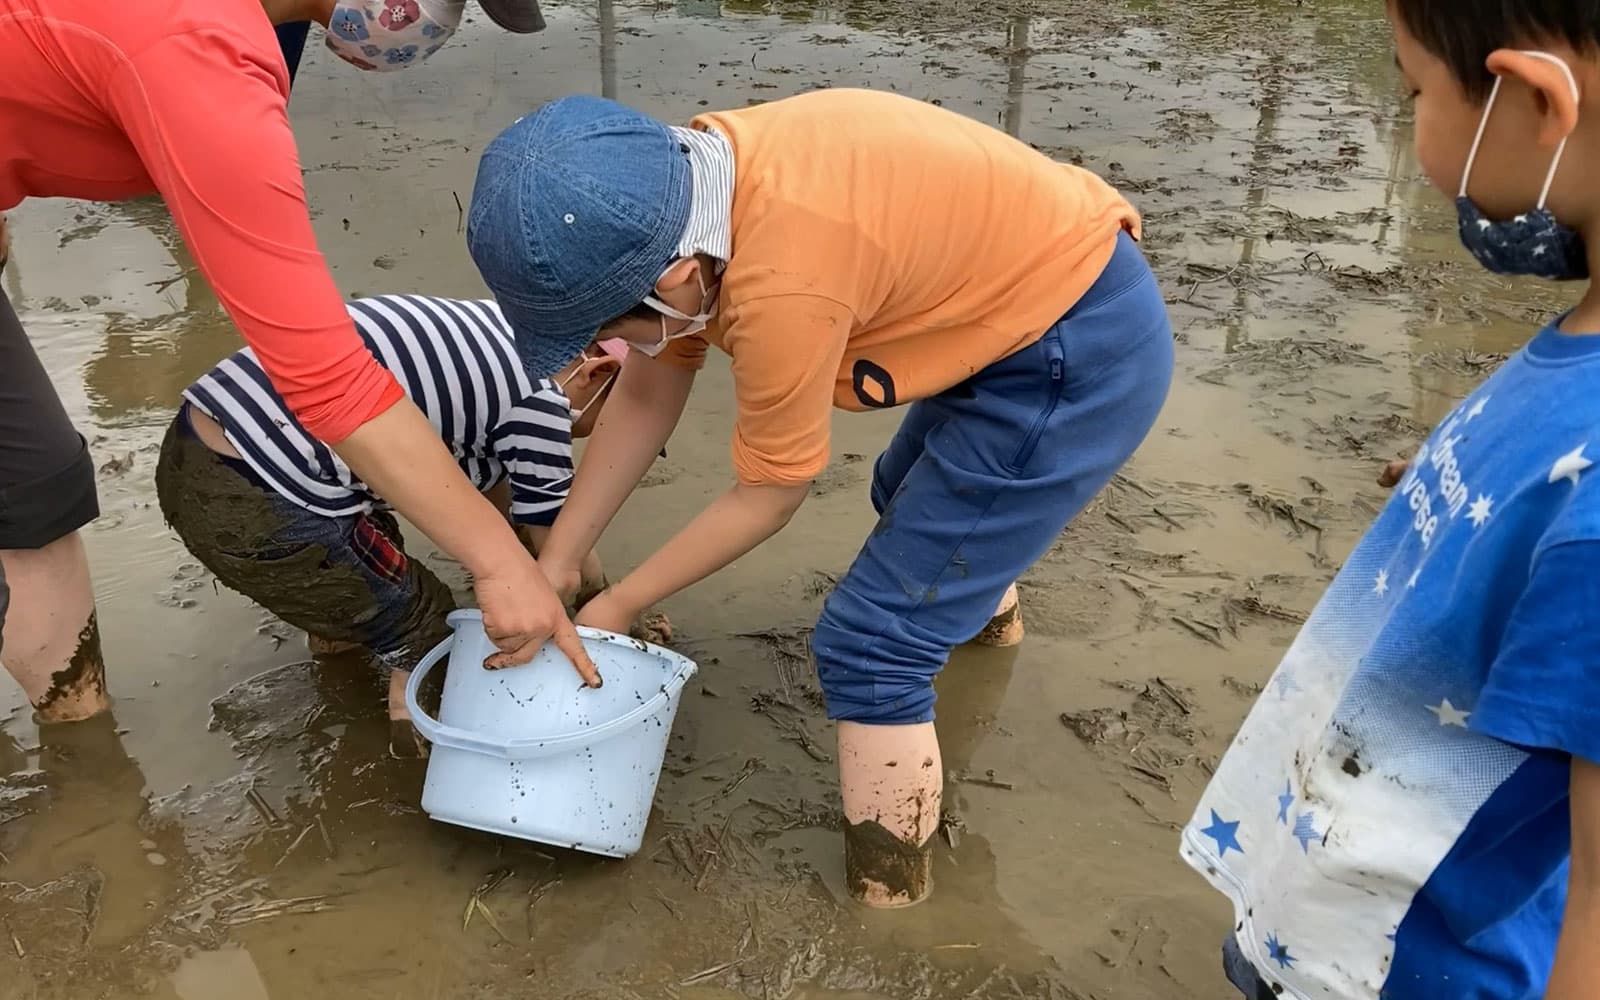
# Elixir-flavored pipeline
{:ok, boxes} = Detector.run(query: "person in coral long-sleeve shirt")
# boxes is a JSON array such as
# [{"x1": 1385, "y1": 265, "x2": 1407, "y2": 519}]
[{"x1": 0, "y1": 0, "x2": 597, "y2": 728}]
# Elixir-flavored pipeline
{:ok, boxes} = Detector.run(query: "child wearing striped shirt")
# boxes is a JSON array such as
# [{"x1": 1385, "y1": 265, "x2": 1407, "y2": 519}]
[{"x1": 155, "y1": 294, "x2": 621, "y2": 756}]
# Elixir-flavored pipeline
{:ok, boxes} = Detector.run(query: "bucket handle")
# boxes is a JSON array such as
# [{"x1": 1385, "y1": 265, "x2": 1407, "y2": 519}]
[{"x1": 404, "y1": 628, "x2": 696, "y2": 761}]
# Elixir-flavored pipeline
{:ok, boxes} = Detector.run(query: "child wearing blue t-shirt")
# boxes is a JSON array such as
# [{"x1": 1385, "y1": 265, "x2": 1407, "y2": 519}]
[{"x1": 1183, "y1": 4, "x2": 1600, "y2": 999}]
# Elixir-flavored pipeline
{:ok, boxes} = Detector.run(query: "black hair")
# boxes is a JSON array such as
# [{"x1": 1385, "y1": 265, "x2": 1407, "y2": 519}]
[
  {"x1": 1392, "y1": 0, "x2": 1600, "y2": 100},
  {"x1": 599, "y1": 299, "x2": 659, "y2": 333}
]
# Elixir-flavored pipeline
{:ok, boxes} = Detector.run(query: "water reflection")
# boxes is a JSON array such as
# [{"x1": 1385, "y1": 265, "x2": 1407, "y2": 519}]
[
  {"x1": 80, "y1": 199, "x2": 232, "y2": 424},
  {"x1": 599, "y1": 0, "x2": 619, "y2": 98},
  {"x1": 1221, "y1": 49, "x2": 1289, "y2": 354},
  {"x1": 1002, "y1": 15, "x2": 1029, "y2": 138},
  {"x1": 0, "y1": 710, "x2": 196, "y2": 982},
  {"x1": 1, "y1": 1, "x2": 1581, "y2": 996}
]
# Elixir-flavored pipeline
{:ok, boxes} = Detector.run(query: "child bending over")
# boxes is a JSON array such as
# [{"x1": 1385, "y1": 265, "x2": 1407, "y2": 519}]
[{"x1": 156, "y1": 295, "x2": 620, "y2": 756}]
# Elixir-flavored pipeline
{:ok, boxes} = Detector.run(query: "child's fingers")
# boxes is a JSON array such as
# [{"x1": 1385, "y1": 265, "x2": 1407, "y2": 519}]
[
  {"x1": 481, "y1": 639, "x2": 534, "y2": 670},
  {"x1": 483, "y1": 621, "x2": 603, "y2": 687},
  {"x1": 551, "y1": 619, "x2": 603, "y2": 687}
]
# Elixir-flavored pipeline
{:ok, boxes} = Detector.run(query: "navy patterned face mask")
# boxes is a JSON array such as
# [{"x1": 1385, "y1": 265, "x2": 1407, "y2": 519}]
[{"x1": 1456, "y1": 52, "x2": 1589, "y2": 281}]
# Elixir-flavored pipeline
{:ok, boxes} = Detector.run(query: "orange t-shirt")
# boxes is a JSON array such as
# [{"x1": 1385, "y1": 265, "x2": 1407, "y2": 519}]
[
  {"x1": 0, "y1": 0, "x2": 402, "y2": 443},
  {"x1": 658, "y1": 88, "x2": 1140, "y2": 487}
]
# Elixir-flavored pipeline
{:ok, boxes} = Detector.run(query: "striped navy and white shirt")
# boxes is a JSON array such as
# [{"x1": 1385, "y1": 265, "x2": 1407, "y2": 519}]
[{"x1": 184, "y1": 295, "x2": 573, "y2": 525}]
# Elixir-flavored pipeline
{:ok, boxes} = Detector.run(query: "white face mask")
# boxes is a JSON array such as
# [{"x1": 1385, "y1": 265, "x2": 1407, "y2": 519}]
[
  {"x1": 637, "y1": 263, "x2": 716, "y2": 357},
  {"x1": 557, "y1": 358, "x2": 617, "y2": 424}
]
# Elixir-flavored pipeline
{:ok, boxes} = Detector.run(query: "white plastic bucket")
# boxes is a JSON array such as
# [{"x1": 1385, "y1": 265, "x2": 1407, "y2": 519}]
[{"x1": 405, "y1": 609, "x2": 697, "y2": 858}]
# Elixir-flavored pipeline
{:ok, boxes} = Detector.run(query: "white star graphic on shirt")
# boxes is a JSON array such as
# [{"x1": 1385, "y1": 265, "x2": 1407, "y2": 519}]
[
  {"x1": 1464, "y1": 395, "x2": 1490, "y2": 421},
  {"x1": 1550, "y1": 446, "x2": 1593, "y2": 487},
  {"x1": 1427, "y1": 698, "x2": 1472, "y2": 727},
  {"x1": 1374, "y1": 569, "x2": 1390, "y2": 596},
  {"x1": 1407, "y1": 568, "x2": 1421, "y2": 589},
  {"x1": 1477, "y1": 218, "x2": 1494, "y2": 231},
  {"x1": 1533, "y1": 246, "x2": 1549, "y2": 257},
  {"x1": 1467, "y1": 494, "x2": 1494, "y2": 527}
]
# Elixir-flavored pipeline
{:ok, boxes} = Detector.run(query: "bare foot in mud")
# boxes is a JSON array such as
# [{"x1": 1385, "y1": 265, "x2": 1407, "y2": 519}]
[
  {"x1": 307, "y1": 634, "x2": 362, "y2": 656},
  {"x1": 631, "y1": 611, "x2": 673, "y2": 646},
  {"x1": 1378, "y1": 458, "x2": 1410, "y2": 489},
  {"x1": 386, "y1": 669, "x2": 427, "y2": 759},
  {"x1": 388, "y1": 718, "x2": 429, "y2": 759},
  {"x1": 971, "y1": 584, "x2": 1024, "y2": 647}
]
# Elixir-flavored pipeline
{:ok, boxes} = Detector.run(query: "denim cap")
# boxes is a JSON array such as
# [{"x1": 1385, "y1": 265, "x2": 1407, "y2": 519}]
[{"x1": 467, "y1": 96, "x2": 693, "y2": 378}]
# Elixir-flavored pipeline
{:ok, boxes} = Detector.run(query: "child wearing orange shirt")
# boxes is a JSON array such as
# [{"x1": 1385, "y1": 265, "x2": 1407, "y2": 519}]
[{"x1": 466, "y1": 88, "x2": 1174, "y2": 906}]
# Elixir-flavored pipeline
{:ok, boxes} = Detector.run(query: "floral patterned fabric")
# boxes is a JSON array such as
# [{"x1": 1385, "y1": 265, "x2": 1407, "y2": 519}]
[{"x1": 325, "y1": 0, "x2": 463, "y2": 72}]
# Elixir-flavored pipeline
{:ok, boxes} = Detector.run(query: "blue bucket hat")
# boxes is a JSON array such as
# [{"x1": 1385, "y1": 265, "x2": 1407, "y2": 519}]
[{"x1": 467, "y1": 96, "x2": 693, "y2": 378}]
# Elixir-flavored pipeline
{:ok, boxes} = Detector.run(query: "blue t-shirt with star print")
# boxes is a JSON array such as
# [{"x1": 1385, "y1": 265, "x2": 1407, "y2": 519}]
[{"x1": 1182, "y1": 319, "x2": 1600, "y2": 1000}]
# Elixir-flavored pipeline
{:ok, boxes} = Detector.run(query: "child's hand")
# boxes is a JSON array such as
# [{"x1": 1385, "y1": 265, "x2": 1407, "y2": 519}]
[
  {"x1": 1379, "y1": 457, "x2": 1411, "y2": 489},
  {"x1": 539, "y1": 558, "x2": 582, "y2": 606},
  {"x1": 574, "y1": 550, "x2": 607, "y2": 609},
  {"x1": 476, "y1": 554, "x2": 600, "y2": 686},
  {"x1": 574, "y1": 587, "x2": 641, "y2": 637}
]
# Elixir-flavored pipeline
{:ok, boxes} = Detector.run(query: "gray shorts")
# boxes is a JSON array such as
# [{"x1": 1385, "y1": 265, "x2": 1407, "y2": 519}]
[{"x1": 0, "y1": 287, "x2": 101, "y2": 657}]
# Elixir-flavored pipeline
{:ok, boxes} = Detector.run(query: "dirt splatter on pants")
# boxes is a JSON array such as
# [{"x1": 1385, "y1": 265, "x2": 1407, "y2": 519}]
[{"x1": 154, "y1": 404, "x2": 454, "y2": 670}]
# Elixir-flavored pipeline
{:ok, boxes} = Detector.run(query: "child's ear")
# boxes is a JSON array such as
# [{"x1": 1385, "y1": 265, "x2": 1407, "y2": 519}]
[
  {"x1": 655, "y1": 257, "x2": 702, "y2": 294},
  {"x1": 1485, "y1": 49, "x2": 1582, "y2": 149},
  {"x1": 580, "y1": 357, "x2": 622, "y2": 388}
]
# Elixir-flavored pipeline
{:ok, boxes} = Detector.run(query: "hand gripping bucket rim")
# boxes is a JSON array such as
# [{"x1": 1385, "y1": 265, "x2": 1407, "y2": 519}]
[
  {"x1": 405, "y1": 609, "x2": 697, "y2": 761},
  {"x1": 405, "y1": 610, "x2": 696, "y2": 857}
]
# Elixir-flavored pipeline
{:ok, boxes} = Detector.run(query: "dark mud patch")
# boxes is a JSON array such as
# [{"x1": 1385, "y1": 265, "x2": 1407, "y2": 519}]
[
  {"x1": 630, "y1": 609, "x2": 674, "y2": 646},
  {"x1": 843, "y1": 818, "x2": 933, "y2": 906},
  {"x1": 1197, "y1": 335, "x2": 1382, "y2": 388},
  {"x1": 208, "y1": 662, "x2": 338, "y2": 759},
  {"x1": 1061, "y1": 678, "x2": 1212, "y2": 809},
  {"x1": 1061, "y1": 677, "x2": 1200, "y2": 749},
  {"x1": 0, "y1": 866, "x2": 104, "y2": 957},
  {"x1": 32, "y1": 614, "x2": 106, "y2": 719}
]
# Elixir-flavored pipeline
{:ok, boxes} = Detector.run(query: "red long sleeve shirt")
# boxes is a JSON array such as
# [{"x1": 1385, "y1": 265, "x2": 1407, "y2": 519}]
[{"x1": 1, "y1": 0, "x2": 403, "y2": 442}]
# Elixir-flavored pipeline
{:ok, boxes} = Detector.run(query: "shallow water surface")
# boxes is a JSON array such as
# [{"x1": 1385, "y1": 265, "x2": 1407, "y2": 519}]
[{"x1": 0, "y1": 1, "x2": 1577, "y2": 998}]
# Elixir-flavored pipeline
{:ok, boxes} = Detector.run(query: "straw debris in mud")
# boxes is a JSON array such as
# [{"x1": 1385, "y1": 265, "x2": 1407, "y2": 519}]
[{"x1": 219, "y1": 894, "x2": 336, "y2": 926}]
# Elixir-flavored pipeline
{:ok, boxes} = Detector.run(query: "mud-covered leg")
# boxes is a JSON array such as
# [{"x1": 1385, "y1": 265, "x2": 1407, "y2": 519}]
[
  {"x1": 0, "y1": 287, "x2": 107, "y2": 722},
  {"x1": 1, "y1": 534, "x2": 108, "y2": 721},
  {"x1": 816, "y1": 233, "x2": 1174, "y2": 908},
  {"x1": 368, "y1": 547, "x2": 456, "y2": 759},
  {"x1": 838, "y1": 720, "x2": 942, "y2": 906},
  {"x1": 971, "y1": 582, "x2": 1024, "y2": 647},
  {"x1": 155, "y1": 417, "x2": 455, "y2": 757}
]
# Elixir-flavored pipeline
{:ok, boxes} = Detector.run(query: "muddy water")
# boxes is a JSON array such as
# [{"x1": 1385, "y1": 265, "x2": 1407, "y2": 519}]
[{"x1": 0, "y1": 1, "x2": 1581, "y2": 998}]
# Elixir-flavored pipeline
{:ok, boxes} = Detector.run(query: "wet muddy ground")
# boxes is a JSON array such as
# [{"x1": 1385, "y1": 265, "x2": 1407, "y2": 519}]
[{"x1": 0, "y1": 0, "x2": 1581, "y2": 998}]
